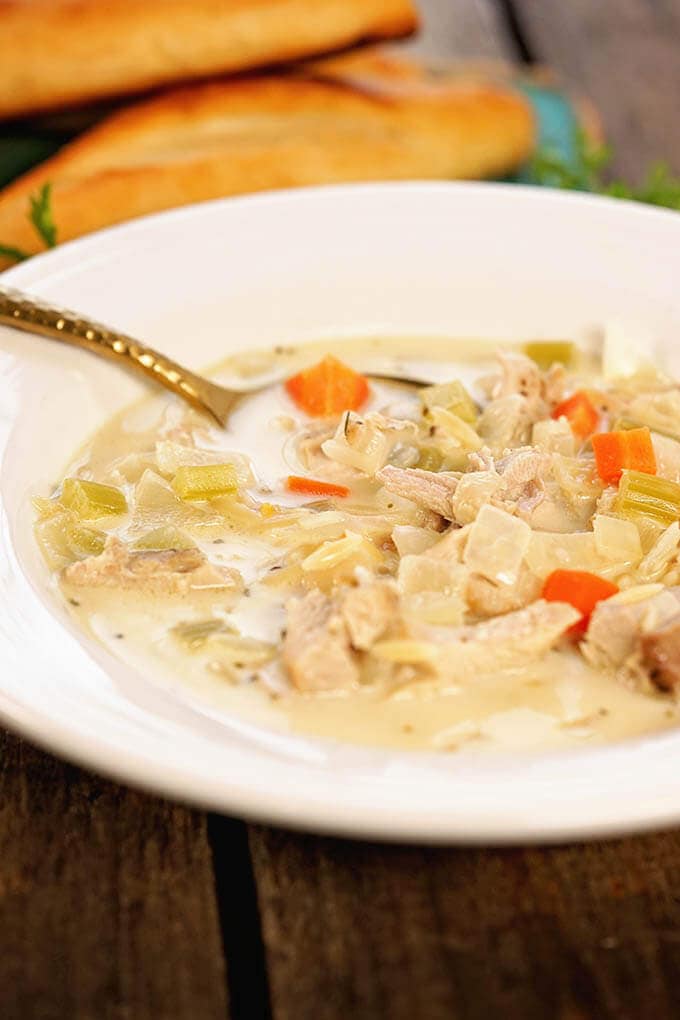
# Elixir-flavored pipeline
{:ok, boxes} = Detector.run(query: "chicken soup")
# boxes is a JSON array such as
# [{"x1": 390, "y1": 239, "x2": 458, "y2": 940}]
[{"x1": 34, "y1": 336, "x2": 680, "y2": 753}]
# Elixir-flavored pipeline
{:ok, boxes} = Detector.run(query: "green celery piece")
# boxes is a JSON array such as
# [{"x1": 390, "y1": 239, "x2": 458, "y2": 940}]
[
  {"x1": 416, "y1": 446, "x2": 445, "y2": 472},
  {"x1": 523, "y1": 340, "x2": 575, "y2": 369},
  {"x1": 171, "y1": 464, "x2": 238, "y2": 501},
  {"x1": 419, "y1": 380, "x2": 478, "y2": 424},
  {"x1": 133, "y1": 526, "x2": 197, "y2": 551},
  {"x1": 613, "y1": 416, "x2": 680, "y2": 444},
  {"x1": 616, "y1": 470, "x2": 680, "y2": 526},
  {"x1": 172, "y1": 619, "x2": 229, "y2": 650},
  {"x1": 66, "y1": 524, "x2": 106, "y2": 558},
  {"x1": 61, "y1": 478, "x2": 128, "y2": 518}
]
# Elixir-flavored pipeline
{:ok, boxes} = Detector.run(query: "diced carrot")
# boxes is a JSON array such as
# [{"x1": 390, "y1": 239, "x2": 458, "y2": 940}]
[
  {"x1": 552, "y1": 390, "x2": 599, "y2": 441},
  {"x1": 592, "y1": 426, "x2": 657, "y2": 485},
  {"x1": 542, "y1": 569, "x2": 619, "y2": 636},
  {"x1": 286, "y1": 476, "x2": 350, "y2": 498},
  {"x1": 285, "y1": 356, "x2": 370, "y2": 417}
]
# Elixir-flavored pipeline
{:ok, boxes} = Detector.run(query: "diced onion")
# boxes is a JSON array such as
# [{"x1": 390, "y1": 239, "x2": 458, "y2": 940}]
[
  {"x1": 428, "y1": 407, "x2": 482, "y2": 452},
  {"x1": 463, "y1": 505, "x2": 531, "y2": 584},
  {"x1": 593, "y1": 514, "x2": 642, "y2": 563},
  {"x1": 391, "y1": 525, "x2": 440, "y2": 557},
  {"x1": 398, "y1": 554, "x2": 465, "y2": 596}
]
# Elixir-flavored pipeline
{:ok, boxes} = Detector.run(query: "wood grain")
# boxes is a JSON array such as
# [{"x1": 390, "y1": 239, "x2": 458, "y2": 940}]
[
  {"x1": 0, "y1": 732, "x2": 229, "y2": 1020},
  {"x1": 404, "y1": 0, "x2": 515, "y2": 60},
  {"x1": 251, "y1": 825, "x2": 680, "y2": 1020},
  {"x1": 514, "y1": 0, "x2": 680, "y2": 178}
]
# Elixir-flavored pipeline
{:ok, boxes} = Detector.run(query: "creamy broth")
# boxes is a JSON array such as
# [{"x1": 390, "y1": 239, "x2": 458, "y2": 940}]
[{"x1": 35, "y1": 337, "x2": 680, "y2": 753}]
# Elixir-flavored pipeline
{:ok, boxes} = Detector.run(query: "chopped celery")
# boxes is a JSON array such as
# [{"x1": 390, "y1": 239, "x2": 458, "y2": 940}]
[
  {"x1": 172, "y1": 618, "x2": 229, "y2": 650},
  {"x1": 61, "y1": 478, "x2": 127, "y2": 518},
  {"x1": 613, "y1": 415, "x2": 680, "y2": 443},
  {"x1": 135, "y1": 469, "x2": 184, "y2": 511},
  {"x1": 67, "y1": 524, "x2": 106, "y2": 558},
  {"x1": 171, "y1": 620, "x2": 275, "y2": 665},
  {"x1": 35, "y1": 511, "x2": 106, "y2": 568},
  {"x1": 523, "y1": 340, "x2": 575, "y2": 369},
  {"x1": 171, "y1": 464, "x2": 238, "y2": 501},
  {"x1": 616, "y1": 469, "x2": 680, "y2": 526},
  {"x1": 133, "y1": 526, "x2": 197, "y2": 551},
  {"x1": 33, "y1": 495, "x2": 62, "y2": 519},
  {"x1": 419, "y1": 380, "x2": 478, "y2": 424},
  {"x1": 428, "y1": 407, "x2": 482, "y2": 451},
  {"x1": 211, "y1": 635, "x2": 276, "y2": 667},
  {"x1": 35, "y1": 513, "x2": 75, "y2": 570},
  {"x1": 613, "y1": 416, "x2": 645, "y2": 432},
  {"x1": 416, "y1": 446, "x2": 445, "y2": 472}
]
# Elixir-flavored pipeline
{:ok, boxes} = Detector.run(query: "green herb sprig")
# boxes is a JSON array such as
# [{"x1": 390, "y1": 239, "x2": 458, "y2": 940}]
[
  {"x1": 0, "y1": 182, "x2": 58, "y2": 264},
  {"x1": 527, "y1": 131, "x2": 680, "y2": 210},
  {"x1": 29, "y1": 182, "x2": 57, "y2": 248}
]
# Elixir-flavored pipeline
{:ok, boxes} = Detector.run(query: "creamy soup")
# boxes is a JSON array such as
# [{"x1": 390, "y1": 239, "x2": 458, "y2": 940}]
[{"x1": 34, "y1": 336, "x2": 680, "y2": 753}]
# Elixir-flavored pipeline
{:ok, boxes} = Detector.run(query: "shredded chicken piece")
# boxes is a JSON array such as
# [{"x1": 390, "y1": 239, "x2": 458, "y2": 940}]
[
  {"x1": 478, "y1": 354, "x2": 566, "y2": 453},
  {"x1": 63, "y1": 537, "x2": 242, "y2": 595},
  {"x1": 468, "y1": 447, "x2": 496, "y2": 472},
  {"x1": 493, "y1": 352, "x2": 544, "y2": 402},
  {"x1": 466, "y1": 563, "x2": 542, "y2": 618},
  {"x1": 595, "y1": 486, "x2": 618, "y2": 517},
  {"x1": 640, "y1": 615, "x2": 680, "y2": 691},
  {"x1": 421, "y1": 600, "x2": 579, "y2": 678},
  {"x1": 495, "y1": 448, "x2": 551, "y2": 501},
  {"x1": 341, "y1": 580, "x2": 398, "y2": 651},
  {"x1": 543, "y1": 363, "x2": 567, "y2": 406},
  {"x1": 583, "y1": 588, "x2": 680, "y2": 691},
  {"x1": 451, "y1": 470, "x2": 502, "y2": 525},
  {"x1": 478, "y1": 394, "x2": 534, "y2": 452},
  {"x1": 283, "y1": 590, "x2": 359, "y2": 691},
  {"x1": 376, "y1": 465, "x2": 459, "y2": 519},
  {"x1": 490, "y1": 352, "x2": 565, "y2": 409}
]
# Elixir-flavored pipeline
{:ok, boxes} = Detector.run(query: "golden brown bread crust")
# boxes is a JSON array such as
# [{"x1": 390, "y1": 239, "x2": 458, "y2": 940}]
[
  {"x1": 0, "y1": 50, "x2": 535, "y2": 267},
  {"x1": 0, "y1": 0, "x2": 418, "y2": 119}
]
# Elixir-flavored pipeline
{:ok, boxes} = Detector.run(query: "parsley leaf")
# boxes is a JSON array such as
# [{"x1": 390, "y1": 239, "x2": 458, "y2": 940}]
[
  {"x1": 0, "y1": 181, "x2": 57, "y2": 265},
  {"x1": 28, "y1": 182, "x2": 57, "y2": 248},
  {"x1": 527, "y1": 131, "x2": 680, "y2": 210}
]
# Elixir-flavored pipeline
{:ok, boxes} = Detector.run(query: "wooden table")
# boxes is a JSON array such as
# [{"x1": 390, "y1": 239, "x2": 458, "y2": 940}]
[{"x1": 3, "y1": 2, "x2": 680, "y2": 1018}]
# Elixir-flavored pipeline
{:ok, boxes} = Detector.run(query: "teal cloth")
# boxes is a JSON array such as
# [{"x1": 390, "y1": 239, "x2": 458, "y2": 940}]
[{"x1": 512, "y1": 81, "x2": 583, "y2": 183}]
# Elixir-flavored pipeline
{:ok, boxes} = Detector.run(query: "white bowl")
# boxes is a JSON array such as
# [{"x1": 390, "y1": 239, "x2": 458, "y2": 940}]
[{"x1": 3, "y1": 182, "x2": 680, "y2": 844}]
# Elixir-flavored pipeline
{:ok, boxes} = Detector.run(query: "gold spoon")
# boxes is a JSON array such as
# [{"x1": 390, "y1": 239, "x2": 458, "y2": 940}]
[{"x1": 0, "y1": 285, "x2": 433, "y2": 427}]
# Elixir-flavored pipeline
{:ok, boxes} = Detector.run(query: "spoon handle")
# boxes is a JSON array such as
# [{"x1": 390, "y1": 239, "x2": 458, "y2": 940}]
[{"x1": 0, "y1": 285, "x2": 233, "y2": 425}]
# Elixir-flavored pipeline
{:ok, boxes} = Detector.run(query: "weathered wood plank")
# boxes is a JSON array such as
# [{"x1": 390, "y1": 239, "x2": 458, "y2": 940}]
[
  {"x1": 0, "y1": 732, "x2": 229, "y2": 1020},
  {"x1": 404, "y1": 0, "x2": 516, "y2": 60},
  {"x1": 514, "y1": 0, "x2": 680, "y2": 177},
  {"x1": 251, "y1": 825, "x2": 680, "y2": 1020}
]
